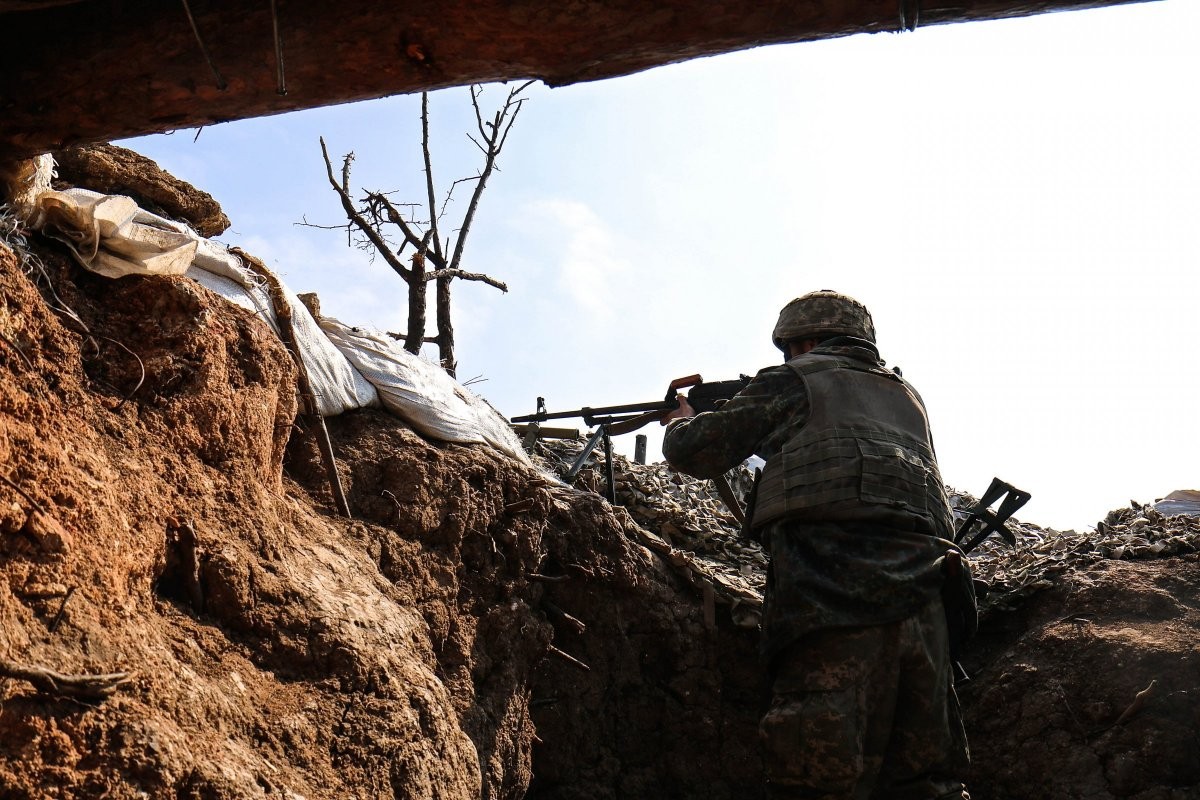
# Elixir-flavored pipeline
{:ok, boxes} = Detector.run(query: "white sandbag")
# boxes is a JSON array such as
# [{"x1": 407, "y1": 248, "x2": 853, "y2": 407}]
[
  {"x1": 35, "y1": 188, "x2": 198, "y2": 278},
  {"x1": 320, "y1": 317, "x2": 532, "y2": 465},
  {"x1": 180, "y1": 240, "x2": 379, "y2": 417},
  {"x1": 27, "y1": 184, "x2": 532, "y2": 466},
  {"x1": 28, "y1": 187, "x2": 377, "y2": 417}
]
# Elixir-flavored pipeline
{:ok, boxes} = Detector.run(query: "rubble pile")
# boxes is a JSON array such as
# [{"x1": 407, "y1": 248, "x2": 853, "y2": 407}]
[
  {"x1": 533, "y1": 438, "x2": 1200, "y2": 621},
  {"x1": 949, "y1": 491, "x2": 1200, "y2": 612},
  {"x1": 534, "y1": 439, "x2": 766, "y2": 626}
]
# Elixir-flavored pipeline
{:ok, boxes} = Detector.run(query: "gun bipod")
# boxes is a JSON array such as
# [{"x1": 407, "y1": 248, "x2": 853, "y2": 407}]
[{"x1": 564, "y1": 424, "x2": 617, "y2": 503}]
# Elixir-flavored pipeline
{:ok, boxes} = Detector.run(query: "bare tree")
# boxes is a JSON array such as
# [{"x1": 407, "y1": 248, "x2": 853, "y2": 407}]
[{"x1": 315, "y1": 81, "x2": 531, "y2": 377}]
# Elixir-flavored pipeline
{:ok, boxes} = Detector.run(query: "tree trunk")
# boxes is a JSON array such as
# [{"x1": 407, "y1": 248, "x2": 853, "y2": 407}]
[
  {"x1": 436, "y1": 276, "x2": 456, "y2": 377},
  {"x1": 406, "y1": 253, "x2": 427, "y2": 355}
]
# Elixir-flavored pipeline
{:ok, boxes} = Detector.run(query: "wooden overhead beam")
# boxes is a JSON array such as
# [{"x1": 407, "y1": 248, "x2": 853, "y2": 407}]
[{"x1": 0, "y1": 0, "x2": 1156, "y2": 158}]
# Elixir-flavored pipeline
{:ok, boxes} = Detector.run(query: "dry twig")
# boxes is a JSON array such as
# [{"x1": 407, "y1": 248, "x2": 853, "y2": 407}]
[
  {"x1": 543, "y1": 601, "x2": 586, "y2": 635},
  {"x1": 505, "y1": 498, "x2": 536, "y2": 514},
  {"x1": 101, "y1": 336, "x2": 145, "y2": 409},
  {"x1": 527, "y1": 573, "x2": 570, "y2": 583},
  {"x1": 0, "y1": 655, "x2": 133, "y2": 700},
  {"x1": 49, "y1": 587, "x2": 76, "y2": 633},
  {"x1": 0, "y1": 471, "x2": 44, "y2": 513},
  {"x1": 0, "y1": 330, "x2": 34, "y2": 370},
  {"x1": 1109, "y1": 679, "x2": 1157, "y2": 729},
  {"x1": 547, "y1": 644, "x2": 590, "y2": 673}
]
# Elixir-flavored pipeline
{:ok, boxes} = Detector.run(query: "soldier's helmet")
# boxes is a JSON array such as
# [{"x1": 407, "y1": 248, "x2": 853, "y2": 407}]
[{"x1": 772, "y1": 290, "x2": 876, "y2": 351}]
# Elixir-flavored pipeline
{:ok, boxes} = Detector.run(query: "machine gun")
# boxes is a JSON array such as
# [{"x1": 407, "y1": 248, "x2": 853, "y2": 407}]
[{"x1": 511, "y1": 374, "x2": 750, "y2": 502}]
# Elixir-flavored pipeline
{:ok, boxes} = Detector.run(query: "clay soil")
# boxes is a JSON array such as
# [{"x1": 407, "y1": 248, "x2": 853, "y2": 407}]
[{"x1": 1, "y1": 222, "x2": 1198, "y2": 800}]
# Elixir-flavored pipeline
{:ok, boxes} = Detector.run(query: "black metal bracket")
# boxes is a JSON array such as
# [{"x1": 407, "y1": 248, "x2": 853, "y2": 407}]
[{"x1": 954, "y1": 477, "x2": 1031, "y2": 554}]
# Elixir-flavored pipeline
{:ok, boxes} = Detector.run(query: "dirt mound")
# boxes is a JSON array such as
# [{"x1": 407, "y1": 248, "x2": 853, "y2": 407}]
[
  {"x1": 963, "y1": 555, "x2": 1200, "y2": 799},
  {"x1": 51, "y1": 144, "x2": 230, "y2": 237},
  {"x1": 0, "y1": 219, "x2": 766, "y2": 798}
]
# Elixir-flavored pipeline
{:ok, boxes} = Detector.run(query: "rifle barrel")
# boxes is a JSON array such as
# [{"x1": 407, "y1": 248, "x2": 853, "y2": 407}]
[{"x1": 511, "y1": 399, "x2": 669, "y2": 424}]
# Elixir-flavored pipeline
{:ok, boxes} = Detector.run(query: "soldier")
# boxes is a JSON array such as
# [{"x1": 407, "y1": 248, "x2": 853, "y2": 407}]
[{"x1": 662, "y1": 290, "x2": 972, "y2": 800}]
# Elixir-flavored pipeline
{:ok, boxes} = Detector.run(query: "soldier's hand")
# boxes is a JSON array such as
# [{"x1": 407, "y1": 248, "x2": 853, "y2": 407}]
[{"x1": 661, "y1": 394, "x2": 695, "y2": 424}]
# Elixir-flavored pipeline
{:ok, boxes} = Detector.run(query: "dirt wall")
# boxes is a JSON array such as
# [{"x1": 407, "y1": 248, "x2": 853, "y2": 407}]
[{"x1": 0, "y1": 230, "x2": 765, "y2": 799}]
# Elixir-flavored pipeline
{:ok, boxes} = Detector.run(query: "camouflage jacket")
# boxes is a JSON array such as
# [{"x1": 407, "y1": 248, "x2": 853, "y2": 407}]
[{"x1": 663, "y1": 338, "x2": 952, "y2": 660}]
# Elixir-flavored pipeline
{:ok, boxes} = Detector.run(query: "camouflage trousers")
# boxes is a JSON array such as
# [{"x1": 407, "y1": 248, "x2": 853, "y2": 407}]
[{"x1": 759, "y1": 598, "x2": 970, "y2": 800}]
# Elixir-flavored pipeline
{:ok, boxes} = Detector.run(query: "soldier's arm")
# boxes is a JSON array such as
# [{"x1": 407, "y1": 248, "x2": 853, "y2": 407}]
[{"x1": 662, "y1": 366, "x2": 805, "y2": 479}]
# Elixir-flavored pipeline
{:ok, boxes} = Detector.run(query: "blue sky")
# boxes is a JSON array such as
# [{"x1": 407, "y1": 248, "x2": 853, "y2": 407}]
[{"x1": 123, "y1": 0, "x2": 1199, "y2": 531}]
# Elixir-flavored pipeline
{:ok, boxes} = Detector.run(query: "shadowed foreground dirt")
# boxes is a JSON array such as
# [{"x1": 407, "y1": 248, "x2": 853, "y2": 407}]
[
  {"x1": 0, "y1": 227, "x2": 763, "y2": 799},
  {"x1": 1, "y1": 210, "x2": 1197, "y2": 799}
]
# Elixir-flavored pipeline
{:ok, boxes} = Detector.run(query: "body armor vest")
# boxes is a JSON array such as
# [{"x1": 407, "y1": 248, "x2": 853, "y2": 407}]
[{"x1": 752, "y1": 353, "x2": 954, "y2": 538}]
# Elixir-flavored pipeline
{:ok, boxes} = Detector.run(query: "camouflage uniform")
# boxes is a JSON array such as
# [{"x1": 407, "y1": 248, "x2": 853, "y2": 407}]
[{"x1": 663, "y1": 293, "x2": 970, "y2": 800}]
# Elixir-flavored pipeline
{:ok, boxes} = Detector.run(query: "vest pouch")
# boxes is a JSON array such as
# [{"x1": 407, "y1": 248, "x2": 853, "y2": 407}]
[
  {"x1": 941, "y1": 549, "x2": 978, "y2": 663},
  {"x1": 858, "y1": 438, "x2": 928, "y2": 515}
]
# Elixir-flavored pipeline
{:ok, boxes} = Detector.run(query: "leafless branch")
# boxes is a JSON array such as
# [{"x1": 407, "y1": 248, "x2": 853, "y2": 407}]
[
  {"x1": 496, "y1": 81, "x2": 534, "y2": 153},
  {"x1": 364, "y1": 192, "x2": 447, "y2": 271},
  {"x1": 425, "y1": 268, "x2": 508, "y2": 292},
  {"x1": 420, "y1": 93, "x2": 445, "y2": 263},
  {"x1": 0, "y1": 330, "x2": 33, "y2": 370},
  {"x1": 439, "y1": 175, "x2": 480, "y2": 221},
  {"x1": 320, "y1": 137, "x2": 413, "y2": 281},
  {"x1": 465, "y1": 133, "x2": 488, "y2": 156},
  {"x1": 294, "y1": 216, "x2": 353, "y2": 232},
  {"x1": 0, "y1": 471, "x2": 44, "y2": 513},
  {"x1": 471, "y1": 84, "x2": 488, "y2": 143},
  {"x1": 449, "y1": 85, "x2": 528, "y2": 273}
]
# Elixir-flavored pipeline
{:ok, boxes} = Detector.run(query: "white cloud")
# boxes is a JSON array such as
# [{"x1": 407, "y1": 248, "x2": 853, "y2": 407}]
[{"x1": 524, "y1": 198, "x2": 633, "y2": 323}]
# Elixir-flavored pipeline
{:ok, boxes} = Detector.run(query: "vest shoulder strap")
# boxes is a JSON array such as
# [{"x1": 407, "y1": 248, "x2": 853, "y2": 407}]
[{"x1": 783, "y1": 352, "x2": 898, "y2": 382}]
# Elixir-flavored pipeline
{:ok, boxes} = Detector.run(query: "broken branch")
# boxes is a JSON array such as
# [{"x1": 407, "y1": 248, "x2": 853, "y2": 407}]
[
  {"x1": 547, "y1": 644, "x2": 590, "y2": 672},
  {"x1": 527, "y1": 573, "x2": 570, "y2": 583},
  {"x1": 319, "y1": 138, "x2": 412, "y2": 281},
  {"x1": 543, "y1": 600, "x2": 586, "y2": 634},
  {"x1": 424, "y1": 268, "x2": 508, "y2": 292},
  {"x1": 49, "y1": 586, "x2": 76, "y2": 633},
  {"x1": 0, "y1": 656, "x2": 133, "y2": 701},
  {"x1": 1110, "y1": 679, "x2": 1157, "y2": 729},
  {"x1": 0, "y1": 471, "x2": 44, "y2": 514}
]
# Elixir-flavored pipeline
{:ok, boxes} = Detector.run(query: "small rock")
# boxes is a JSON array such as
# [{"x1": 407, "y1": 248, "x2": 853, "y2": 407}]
[{"x1": 22, "y1": 510, "x2": 73, "y2": 553}]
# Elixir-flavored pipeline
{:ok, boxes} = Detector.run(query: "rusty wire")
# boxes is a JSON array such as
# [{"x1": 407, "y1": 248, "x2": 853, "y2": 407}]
[
  {"x1": 270, "y1": 0, "x2": 287, "y2": 95},
  {"x1": 180, "y1": 0, "x2": 228, "y2": 91}
]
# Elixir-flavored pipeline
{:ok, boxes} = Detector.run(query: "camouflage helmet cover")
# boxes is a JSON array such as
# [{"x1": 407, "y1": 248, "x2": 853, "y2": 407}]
[{"x1": 772, "y1": 290, "x2": 876, "y2": 351}]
